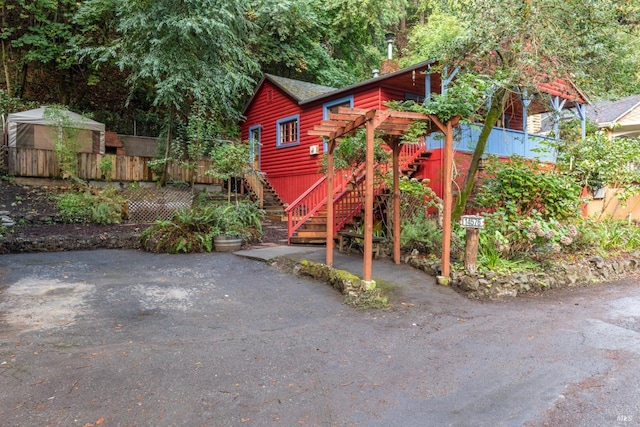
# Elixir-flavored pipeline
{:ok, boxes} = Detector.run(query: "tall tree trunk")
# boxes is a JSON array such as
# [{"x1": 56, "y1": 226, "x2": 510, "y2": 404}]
[
  {"x1": 0, "y1": 1, "x2": 11, "y2": 97},
  {"x1": 452, "y1": 88, "x2": 506, "y2": 221},
  {"x1": 1, "y1": 40, "x2": 10, "y2": 97},
  {"x1": 159, "y1": 109, "x2": 174, "y2": 187}
]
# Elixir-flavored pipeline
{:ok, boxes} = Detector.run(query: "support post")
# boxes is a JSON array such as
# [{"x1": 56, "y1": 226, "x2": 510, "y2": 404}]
[
  {"x1": 392, "y1": 141, "x2": 401, "y2": 264},
  {"x1": 325, "y1": 143, "x2": 334, "y2": 267},
  {"x1": 362, "y1": 119, "x2": 375, "y2": 286},
  {"x1": 464, "y1": 228, "x2": 479, "y2": 274},
  {"x1": 439, "y1": 120, "x2": 454, "y2": 284}
]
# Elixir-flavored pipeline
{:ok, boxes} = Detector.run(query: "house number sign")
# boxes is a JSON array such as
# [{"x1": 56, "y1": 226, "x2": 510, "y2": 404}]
[{"x1": 460, "y1": 215, "x2": 484, "y2": 229}]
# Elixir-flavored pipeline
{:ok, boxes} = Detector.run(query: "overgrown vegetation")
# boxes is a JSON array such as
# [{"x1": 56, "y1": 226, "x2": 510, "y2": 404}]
[
  {"x1": 456, "y1": 156, "x2": 640, "y2": 273},
  {"x1": 392, "y1": 176, "x2": 442, "y2": 255},
  {"x1": 56, "y1": 186, "x2": 127, "y2": 224},
  {"x1": 141, "y1": 197, "x2": 264, "y2": 254},
  {"x1": 44, "y1": 106, "x2": 83, "y2": 179},
  {"x1": 141, "y1": 205, "x2": 220, "y2": 253}
]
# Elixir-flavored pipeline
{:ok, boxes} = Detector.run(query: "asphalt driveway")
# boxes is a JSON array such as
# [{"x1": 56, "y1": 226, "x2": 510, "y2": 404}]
[{"x1": 1, "y1": 249, "x2": 639, "y2": 426}]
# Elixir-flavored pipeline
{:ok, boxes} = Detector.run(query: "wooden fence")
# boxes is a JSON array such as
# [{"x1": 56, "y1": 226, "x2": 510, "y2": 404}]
[{"x1": 4, "y1": 147, "x2": 223, "y2": 185}]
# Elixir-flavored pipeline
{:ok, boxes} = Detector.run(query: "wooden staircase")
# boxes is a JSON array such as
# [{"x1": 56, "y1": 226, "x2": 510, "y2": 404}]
[
  {"x1": 262, "y1": 182, "x2": 286, "y2": 221},
  {"x1": 244, "y1": 172, "x2": 286, "y2": 221},
  {"x1": 286, "y1": 142, "x2": 430, "y2": 245}
]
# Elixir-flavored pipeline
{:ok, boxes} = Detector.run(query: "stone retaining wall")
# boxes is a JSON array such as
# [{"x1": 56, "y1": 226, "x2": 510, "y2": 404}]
[
  {"x1": 1, "y1": 232, "x2": 142, "y2": 253},
  {"x1": 404, "y1": 250, "x2": 640, "y2": 298}
]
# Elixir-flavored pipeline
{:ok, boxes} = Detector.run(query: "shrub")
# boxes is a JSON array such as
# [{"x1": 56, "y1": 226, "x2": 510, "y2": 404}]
[
  {"x1": 56, "y1": 186, "x2": 127, "y2": 224},
  {"x1": 401, "y1": 211, "x2": 442, "y2": 254},
  {"x1": 212, "y1": 200, "x2": 264, "y2": 241},
  {"x1": 141, "y1": 205, "x2": 220, "y2": 253},
  {"x1": 476, "y1": 156, "x2": 581, "y2": 221}
]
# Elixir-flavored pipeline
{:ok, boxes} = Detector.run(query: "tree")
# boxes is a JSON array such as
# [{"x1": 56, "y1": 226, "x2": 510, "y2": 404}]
[
  {"x1": 207, "y1": 142, "x2": 251, "y2": 205},
  {"x1": 401, "y1": 0, "x2": 640, "y2": 220},
  {"x1": 555, "y1": 130, "x2": 640, "y2": 219},
  {"x1": 77, "y1": 0, "x2": 259, "y2": 185}
]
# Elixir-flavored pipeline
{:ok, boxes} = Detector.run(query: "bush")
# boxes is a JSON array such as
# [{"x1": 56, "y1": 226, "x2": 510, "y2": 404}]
[
  {"x1": 141, "y1": 199, "x2": 265, "y2": 253},
  {"x1": 401, "y1": 211, "x2": 442, "y2": 254},
  {"x1": 212, "y1": 200, "x2": 264, "y2": 241},
  {"x1": 476, "y1": 156, "x2": 581, "y2": 221},
  {"x1": 141, "y1": 205, "x2": 220, "y2": 253},
  {"x1": 56, "y1": 186, "x2": 127, "y2": 224}
]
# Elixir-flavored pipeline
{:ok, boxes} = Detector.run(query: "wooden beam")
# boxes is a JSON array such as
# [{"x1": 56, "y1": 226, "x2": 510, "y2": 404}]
[
  {"x1": 392, "y1": 140, "x2": 401, "y2": 264},
  {"x1": 440, "y1": 119, "x2": 454, "y2": 282},
  {"x1": 326, "y1": 150, "x2": 334, "y2": 267},
  {"x1": 363, "y1": 118, "x2": 374, "y2": 283},
  {"x1": 328, "y1": 113, "x2": 361, "y2": 121},
  {"x1": 337, "y1": 106, "x2": 369, "y2": 115},
  {"x1": 308, "y1": 130, "x2": 333, "y2": 136}
]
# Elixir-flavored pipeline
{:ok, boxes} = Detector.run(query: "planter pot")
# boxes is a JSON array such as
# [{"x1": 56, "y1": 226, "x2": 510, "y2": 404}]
[{"x1": 214, "y1": 235, "x2": 242, "y2": 252}]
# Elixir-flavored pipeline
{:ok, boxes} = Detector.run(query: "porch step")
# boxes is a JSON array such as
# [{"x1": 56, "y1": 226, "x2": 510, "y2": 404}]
[{"x1": 290, "y1": 235, "x2": 327, "y2": 245}]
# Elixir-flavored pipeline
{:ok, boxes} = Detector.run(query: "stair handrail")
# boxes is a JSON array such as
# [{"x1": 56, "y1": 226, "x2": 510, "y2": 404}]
[
  {"x1": 285, "y1": 165, "x2": 363, "y2": 242},
  {"x1": 332, "y1": 139, "x2": 427, "y2": 232},
  {"x1": 243, "y1": 168, "x2": 265, "y2": 208},
  {"x1": 286, "y1": 139, "x2": 426, "y2": 242}
]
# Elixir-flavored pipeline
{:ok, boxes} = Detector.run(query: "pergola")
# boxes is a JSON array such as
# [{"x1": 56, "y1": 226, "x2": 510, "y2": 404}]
[{"x1": 309, "y1": 107, "x2": 459, "y2": 286}]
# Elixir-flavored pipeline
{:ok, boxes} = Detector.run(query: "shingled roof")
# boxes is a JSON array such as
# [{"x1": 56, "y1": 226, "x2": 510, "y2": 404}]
[
  {"x1": 586, "y1": 94, "x2": 640, "y2": 126},
  {"x1": 265, "y1": 74, "x2": 337, "y2": 103}
]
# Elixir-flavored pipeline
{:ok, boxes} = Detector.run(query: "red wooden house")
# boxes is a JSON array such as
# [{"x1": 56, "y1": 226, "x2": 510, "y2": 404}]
[{"x1": 241, "y1": 60, "x2": 586, "y2": 243}]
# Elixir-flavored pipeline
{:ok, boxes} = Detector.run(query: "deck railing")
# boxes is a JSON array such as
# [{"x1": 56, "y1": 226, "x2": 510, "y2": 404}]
[{"x1": 425, "y1": 124, "x2": 557, "y2": 162}]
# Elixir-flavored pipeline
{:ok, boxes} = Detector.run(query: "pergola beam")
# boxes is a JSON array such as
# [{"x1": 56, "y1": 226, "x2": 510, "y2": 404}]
[{"x1": 309, "y1": 107, "x2": 458, "y2": 285}]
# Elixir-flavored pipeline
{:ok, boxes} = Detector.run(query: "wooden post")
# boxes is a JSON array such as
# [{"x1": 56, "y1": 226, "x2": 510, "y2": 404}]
[
  {"x1": 325, "y1": 143, "x2": 334, "y2": 267},
  {"x1": 392, "y1": 141, "x2": 401, "y2": 264},
  {"x1": 362, "y1": 119, "x2": 375, "y2": 285},
  {"x1": 439, "y1": 120, "x2": 454, "y2": 284},
  {"x1": 465, "y1": 228, "x2": 479, "y2": 274}
]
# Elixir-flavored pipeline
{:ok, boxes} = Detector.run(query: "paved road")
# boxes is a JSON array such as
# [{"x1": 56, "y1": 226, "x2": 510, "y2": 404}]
[{"x1": 1, "y1": 249, "x2": 639, "y2": 426}]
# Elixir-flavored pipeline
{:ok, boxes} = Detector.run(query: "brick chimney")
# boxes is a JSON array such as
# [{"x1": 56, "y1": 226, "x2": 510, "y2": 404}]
[{"x1": 380, "y1": 33, "x2": 399, "y2": 75}]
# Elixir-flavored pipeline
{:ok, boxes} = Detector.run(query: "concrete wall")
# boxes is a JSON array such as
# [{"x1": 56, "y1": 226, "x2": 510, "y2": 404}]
[{"x1": 119, "y1": 135, "x2": 160, "y2": 157}]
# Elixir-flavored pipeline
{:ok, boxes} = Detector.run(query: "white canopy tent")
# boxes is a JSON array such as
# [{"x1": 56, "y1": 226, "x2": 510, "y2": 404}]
[{"x1": 6, "y1": 107, "x2": 105, "y2": 154}]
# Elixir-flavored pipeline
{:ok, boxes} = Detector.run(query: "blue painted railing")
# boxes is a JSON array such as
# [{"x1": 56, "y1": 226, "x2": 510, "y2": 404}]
[{"x1": 426, "y1": 124, "x2": 557, "y2": 162}]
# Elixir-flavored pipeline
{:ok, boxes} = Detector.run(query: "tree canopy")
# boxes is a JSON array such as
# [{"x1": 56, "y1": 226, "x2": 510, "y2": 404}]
[{"x1": 1, "y1": 0, "x2": 638, "y2": 136}]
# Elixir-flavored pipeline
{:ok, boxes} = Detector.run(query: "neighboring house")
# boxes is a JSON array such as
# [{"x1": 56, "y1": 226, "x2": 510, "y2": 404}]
[
  {"x1": 241, "y1": 60, "x2": 586, "y2": 242},
  {"x1": 586, "y1": 94, "x2": 640, "y2": 138},
  {"x1": 583, "y1": 94, "x2": 640, "y2": 220}
]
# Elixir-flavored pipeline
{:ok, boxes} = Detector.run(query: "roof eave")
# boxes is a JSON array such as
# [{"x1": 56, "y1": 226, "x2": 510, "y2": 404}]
[
  {"x1": 299, "y1": 59, "x2": 437, "y2": 106},
  {"x1": 612, "y1": 101, "x2": 640, "y2": 124}
]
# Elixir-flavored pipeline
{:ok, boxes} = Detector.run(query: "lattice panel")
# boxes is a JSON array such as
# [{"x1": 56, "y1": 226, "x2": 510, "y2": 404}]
[{"x1": 124, "y1": 187, "x2": 193, "y2": 223}]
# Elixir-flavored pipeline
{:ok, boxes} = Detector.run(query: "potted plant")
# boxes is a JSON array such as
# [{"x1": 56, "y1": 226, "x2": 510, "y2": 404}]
[
  {"x1": 207, "y1": 140, "x2": 263, "y2": 251},
  {"x1": 212, "y1": 201, "x2": 264, "y2": 251}
]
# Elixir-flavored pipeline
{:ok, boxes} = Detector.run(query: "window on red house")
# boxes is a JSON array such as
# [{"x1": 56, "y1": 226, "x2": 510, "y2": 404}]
[{"x1": 276, "y1": 115, "x2": 299, "y2": 147}]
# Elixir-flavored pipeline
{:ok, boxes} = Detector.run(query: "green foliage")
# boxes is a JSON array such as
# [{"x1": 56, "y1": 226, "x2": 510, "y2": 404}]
[
  {"x1": 401, "y1": 11, "x2": 465, "y2": 65},
  {"x1": 141, "y1": 198, "x2": 264, "y2": 253},
  {"x1": 582, "y1": 219, "x2": 640, "y2": 252},
  {"x1": 99, "y1": 156, "x2": 114, "y2": 180},
  {"x1": 324, "y1": 129, "x2": 390, "y2": 172},
  {"x1": 401, "y1": 211, "x2": 442, "y2": 254},
  {"x1": 0, "y1": 90, "x2": 38, "y2": 117},
  {"x1": 207, "y1": 141, "x2": 251, "y2": 203},
  {"x1": 141, "y1": 206, "x2": 220, "y2": 254},
  {"x1": 387, "y1": 176, "x2": 443, "y2": 254},
  {"x1": 344, "y1": 288, "x2": 389, "y2": 310},
  {"x1": 554, "y1": 131, "x2": 640, "y2": 218},
  {"x1": 56, "y1": 186, "x2": 126, "y2": 224},
  {"x1": 211, "y1": 200, "x2": 264, "y2": 241},
  {"x1": 387, "y1": 73, "x2": 488, "y2": 123},
  {"x1": 476, "y1": 156, "x2": 581, "y2": 221},
  {"x1": 44, "y1": 105, "x2": 84, "y2": 179}
]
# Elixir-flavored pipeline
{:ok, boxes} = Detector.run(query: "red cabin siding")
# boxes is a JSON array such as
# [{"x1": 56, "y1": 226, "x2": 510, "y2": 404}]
[{"x1": 243, "y1": 82, "x2": 352, "y2": 204}]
